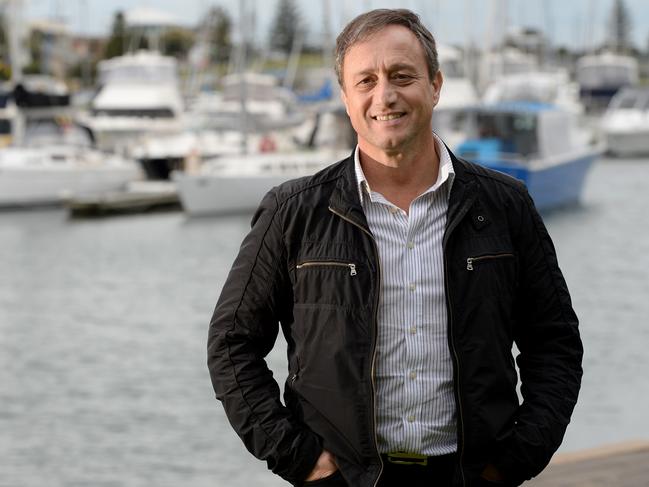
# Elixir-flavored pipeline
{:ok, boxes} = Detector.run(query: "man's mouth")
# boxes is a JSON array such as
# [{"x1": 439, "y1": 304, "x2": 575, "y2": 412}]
[{"x1": 372, "y1": 113, "x2": 405, "y2": 121}]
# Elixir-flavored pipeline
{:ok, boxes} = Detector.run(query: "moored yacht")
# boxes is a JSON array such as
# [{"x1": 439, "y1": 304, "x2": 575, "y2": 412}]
[
  {"x1": 600, "y1": 87, "x2": 649, "y2": 157},
  {"x1": 576, "y1": 52, "x2": 639, "y2": 108},
  {"x1": 77, "y1": 50, "x2": 184, "y2": 153},
  {"x1": 456, "y1": 102, "x2": 601, "y2": 211},
  {"x1": 0, "y1": 145, "x2": 141, "y2": 207},
  {"x1": 171, "y1": 106, "x2": 354, "y2": 216}
]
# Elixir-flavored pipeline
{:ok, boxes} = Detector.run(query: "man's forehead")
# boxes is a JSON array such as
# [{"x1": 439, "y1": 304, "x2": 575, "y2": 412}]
[{"x1": 344, "y1": 26, "x2": 423, "y2": 62}]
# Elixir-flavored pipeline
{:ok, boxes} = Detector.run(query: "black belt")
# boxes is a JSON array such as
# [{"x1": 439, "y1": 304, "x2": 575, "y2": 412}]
[{"x1": 381, "y1": 451, "x2": 456, "y2": 467}]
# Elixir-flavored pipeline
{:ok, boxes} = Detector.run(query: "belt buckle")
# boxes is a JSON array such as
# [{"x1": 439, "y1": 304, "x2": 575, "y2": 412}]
[{"x1": 386, "y1": 451, "x2": 428, "y2": 466}]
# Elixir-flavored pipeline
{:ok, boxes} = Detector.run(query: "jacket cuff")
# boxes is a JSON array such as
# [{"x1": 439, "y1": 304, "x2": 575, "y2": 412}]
[{"x1": 280, "y1": 429, "x2": 323, "y2": 485}]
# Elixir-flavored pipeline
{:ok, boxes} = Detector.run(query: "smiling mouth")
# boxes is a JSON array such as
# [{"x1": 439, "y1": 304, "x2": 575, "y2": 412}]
[{"x1": 372, "y1": 113, "x2": 405, "y2": 121}]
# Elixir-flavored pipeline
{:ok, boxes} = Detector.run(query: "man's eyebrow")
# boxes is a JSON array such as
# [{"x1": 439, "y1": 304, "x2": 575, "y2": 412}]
[
  {"x1": 388, "y1": 63, "x2": 418, "y2": 72},
  {"x1": 351, "y1": 63, "x2": 418, "y2": 78}
]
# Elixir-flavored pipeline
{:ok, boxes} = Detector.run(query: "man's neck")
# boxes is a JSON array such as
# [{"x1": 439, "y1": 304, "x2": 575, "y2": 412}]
[{"x1": 359, "y1": 137, "x2": 440, "y2": 213}]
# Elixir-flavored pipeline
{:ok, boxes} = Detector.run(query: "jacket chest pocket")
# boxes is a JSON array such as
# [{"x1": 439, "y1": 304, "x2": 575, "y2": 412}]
[
  {"x1": 292, "y1": 258, "x2": 370, "y2": 308},
  {"x1": 462, "y1": 243, "x2": 518, "y2": 299},
  {"x1": 466, "y1": 252, "x2": 515, "y2": 271},
  {"x1": 296, "y1": 260, "x2": 357, "y2": 276}
]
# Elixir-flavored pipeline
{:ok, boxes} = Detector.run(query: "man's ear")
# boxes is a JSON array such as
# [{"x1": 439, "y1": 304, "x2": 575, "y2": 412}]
[
  {"x1": 431, "y1": 70, "x2": 443, "y2": 107},
  {"x1": 340, "y1": 87, "x2": 350, "y2": 117}
]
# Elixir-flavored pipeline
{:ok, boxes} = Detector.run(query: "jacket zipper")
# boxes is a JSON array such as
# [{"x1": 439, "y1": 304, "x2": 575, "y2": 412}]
[
  {"x1": 443, "y1": 195, "x2": 477, "y2": 487},
  {"x1": 466, "y1": 253, "x2": 514, "y2": 271},
  {"x1": 295, "y1": 261, "x2": 357, "y2": 276},
  {"x1": 328, "y1": 206, "x2": 384, "y2": 487}
]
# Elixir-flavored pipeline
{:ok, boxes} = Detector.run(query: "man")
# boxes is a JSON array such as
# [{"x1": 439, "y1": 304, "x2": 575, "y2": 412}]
[{"x1": 208, "y1": 9, "x2": 582, "y2": 487}]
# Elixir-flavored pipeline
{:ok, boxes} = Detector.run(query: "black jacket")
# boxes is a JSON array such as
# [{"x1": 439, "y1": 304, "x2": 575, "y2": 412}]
[{"x1": 207, "y1": 151, "x2": 583, "y2": 487}]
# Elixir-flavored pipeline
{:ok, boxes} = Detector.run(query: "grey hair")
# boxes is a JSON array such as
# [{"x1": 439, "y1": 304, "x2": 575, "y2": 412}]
[{"x1": 334, "y1": 9, "x2": 439, "y2": 88}]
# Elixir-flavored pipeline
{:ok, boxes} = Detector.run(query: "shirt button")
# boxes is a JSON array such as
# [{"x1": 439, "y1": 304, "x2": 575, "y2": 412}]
[
  {"x1": 389, "y1": 207, "x2": 399, "y2": 214},
  {"x1": 409, "y1": 283, "x2": 416, "y2": 292},
  {"x1": 409, "y1": 326, "x2": 417, "y2": 335},
  {"x1": 409, "y1": 371, "x2": 417, "y2": 380},
  {"x1": 407, "y1": 415, "x2": 416, "y2": 423},
  {"x1": 407, "y1": 241, "x2": 415, "y2": 249}
]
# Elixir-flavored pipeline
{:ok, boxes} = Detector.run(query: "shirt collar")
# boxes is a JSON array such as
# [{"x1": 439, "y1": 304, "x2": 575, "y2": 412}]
[{"x1": 353, "y1": 132, "x2": 455, "y2": 204}]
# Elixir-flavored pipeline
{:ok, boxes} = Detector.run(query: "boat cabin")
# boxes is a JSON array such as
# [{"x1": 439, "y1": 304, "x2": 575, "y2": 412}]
[
  {"x1": 457, "y1": 102, "x2": 575, "y2": 165},
  {"x1": 606, "y1": 87, "x2": 649, "y2": 112}
]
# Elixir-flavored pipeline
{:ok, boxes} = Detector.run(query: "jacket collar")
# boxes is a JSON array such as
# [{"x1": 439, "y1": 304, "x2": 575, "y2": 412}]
[
  {"x1": 329, "y1": 144, "x2": 478, "y2": 230},
  {"x1": 328, "y1": 151, "x2": 371, "y2": 232}
]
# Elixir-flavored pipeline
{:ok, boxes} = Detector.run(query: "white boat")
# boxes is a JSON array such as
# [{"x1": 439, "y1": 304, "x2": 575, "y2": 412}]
[
  {"x1": 186, "y1": 72, "x2": 305, "y2": 133},
  {"x1": 131, "y1": 72, "x2": 309, "y2": 179},
  {"x1": 482, "y1": 69, "x2": 584, "y2": 116},
  {"x1": 479, "y1": 47, "x2": 539, "y2": 91},
  {"x1": 576, "y1": 52, "x2": 639, "y2": 107},
  {"x1": 432, "y1": 44, "x2": 479, "y2": 149},
  {"x1": 600, "y1": 87, "x2": 649, "y2": 157},
  {"x1": 0, "y1": 145, "x2": 142, "y2": 207},
  {"x1": 172, "y1": 148, "x2": 349, "y2": 215},
  {"x1": 77, "y1": 50, "x2": 184, "y2": 153}
]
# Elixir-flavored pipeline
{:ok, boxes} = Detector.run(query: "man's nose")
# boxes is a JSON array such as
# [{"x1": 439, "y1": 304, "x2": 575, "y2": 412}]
[{"x1": 376, "y1": 78, "x2": 397, "y2": 105}]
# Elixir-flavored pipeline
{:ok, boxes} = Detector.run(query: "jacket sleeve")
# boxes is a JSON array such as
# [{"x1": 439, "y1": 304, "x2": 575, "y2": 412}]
[
  {"x1": 494, "y1": 188, "x2": 583, "y2": 484},
  {"x1": 207, "y1": 190, "x2": 322, "y2": 484}
]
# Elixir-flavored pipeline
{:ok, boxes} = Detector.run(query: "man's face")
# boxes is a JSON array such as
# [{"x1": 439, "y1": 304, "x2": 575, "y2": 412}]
[{"x1": 340, "y1": 25, "x2": 443, "y2": 159}]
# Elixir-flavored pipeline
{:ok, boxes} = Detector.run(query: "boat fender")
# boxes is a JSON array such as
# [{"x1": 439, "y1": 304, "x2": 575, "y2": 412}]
[{"x1": 259, "y1": 135, "x2": 277, "y2": 153}]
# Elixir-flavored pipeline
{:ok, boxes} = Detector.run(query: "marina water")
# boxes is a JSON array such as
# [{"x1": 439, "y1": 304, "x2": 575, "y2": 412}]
[{"x1": 1, "y1": 158, "x2": 648, "y2": 487}]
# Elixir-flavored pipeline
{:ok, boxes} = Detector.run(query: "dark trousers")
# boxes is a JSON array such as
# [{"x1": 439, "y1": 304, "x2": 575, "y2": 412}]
[
  {"x1": 301, "y1": 454, "x2": 507, "y2": 487},
  {"x1": 377, "y1": 453, "x2": 456, "y2": 487}
]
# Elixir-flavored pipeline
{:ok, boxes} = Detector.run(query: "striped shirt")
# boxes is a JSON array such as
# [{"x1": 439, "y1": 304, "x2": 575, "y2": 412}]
[{"x1": 354, "y1": 134, "x2": 457, "y2": 455}]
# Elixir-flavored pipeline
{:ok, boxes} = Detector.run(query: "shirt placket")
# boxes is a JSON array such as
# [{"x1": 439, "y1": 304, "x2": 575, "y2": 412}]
[{"x1": 401, "y1": 197, "x2": 427, "y2": 453}]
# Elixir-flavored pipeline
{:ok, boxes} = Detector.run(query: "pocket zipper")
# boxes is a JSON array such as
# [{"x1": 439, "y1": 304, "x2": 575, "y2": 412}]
[
  {"x1": 466, "y1": 253, "x2": 514, "y2": 271},
  {"x1": 295, "y1": 261, "x2": 357, "y2": 276}
]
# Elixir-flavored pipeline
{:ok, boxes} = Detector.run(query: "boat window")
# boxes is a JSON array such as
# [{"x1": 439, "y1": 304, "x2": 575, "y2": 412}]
[
  {"x1": 614, "y1": 92, "x2": 638, "y2": 109},
  {"x1": 91, "y1": 108, "x2": 175, "y2": 118},
  {"x1": 0, "y1": 93, "x2": 11, "y2": 108},
  {"x1": 0, "y1": 119, "x2": 11, "y2": 134},
  {"x1": 476, "y1": 113, "x2": 538, "y2": 156},
  {"x1": 440, "y1": 59, "x2": 464, "y2": 78}
]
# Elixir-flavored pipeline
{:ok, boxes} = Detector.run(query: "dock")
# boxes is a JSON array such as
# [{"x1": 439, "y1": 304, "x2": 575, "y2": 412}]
[
  {"x1": 66, "y1": 181, "x2": 181, "y2": 217},
  {"x1": 526, "y1": 440, "x2": 649, "y2": 486}
]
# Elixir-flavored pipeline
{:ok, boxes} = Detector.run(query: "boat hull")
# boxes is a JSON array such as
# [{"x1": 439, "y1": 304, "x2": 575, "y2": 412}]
[
  {"x1": 173, "y1": 172, "x2": 296, "y2": 215},
  {"x1": 604, "y1": 130, "x2": 649, "y2": 157},
  {"x1": 172, "y1": 150, "x2": 349, "y2": 216},
  {"x1": 0, "y1": 149, "x2": 141, "y2": 207},
  {"x1": 522, "y1": 153, "x2": 597, "y2": 211},
  {"x1": 462, "y1": 150, "x2": 599, "y2": 212}
]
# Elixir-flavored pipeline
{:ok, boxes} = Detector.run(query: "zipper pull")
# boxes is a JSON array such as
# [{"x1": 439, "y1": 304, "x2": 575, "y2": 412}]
[
  {"x1": 466, "y1": 258, "x2": 474, "y2": 271},
  {"x1": 349, "y1": 264, "x2": 357, "y2": 276}
]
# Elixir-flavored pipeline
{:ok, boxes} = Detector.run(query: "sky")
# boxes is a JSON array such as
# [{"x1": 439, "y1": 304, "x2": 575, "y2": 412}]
[{"x1": 19, "y1": 0, "x2": 649, "y2": 51}]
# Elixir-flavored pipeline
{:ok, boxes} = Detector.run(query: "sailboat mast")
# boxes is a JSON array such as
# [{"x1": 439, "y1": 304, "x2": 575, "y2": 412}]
[
  {"x1": 237, "y1": 0, "x2": 249, "y2": 154},
  {"x1": 4, "y1": 0, "x2": 25, "y2": 144}
]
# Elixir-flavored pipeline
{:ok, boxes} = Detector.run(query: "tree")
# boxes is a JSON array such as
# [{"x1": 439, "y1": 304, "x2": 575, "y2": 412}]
[
  {"x1": 0, "y1": 13, "x2": 5, "y2": 54},
  {"x1": 269, "y1": 0, "x2": 303, "y2": 54},
  {"x1": 104, "y1": 11, "x2": 127, "y2": 59},
  {"x1": 24, "y1": 30, "x2": 43, "y2": 74},
  {"x1": 607, "y1": 0, "x2": 632, "y2": 54},
  {"x1": 162, "y1": 27, "x2": 195, "y2": 59},
  {"x1": 204, "y1": 6, "x2": 232, "y2": 63},
  {"x1": 0, "y1": 14, "x2": 8, "y2": 79}
]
